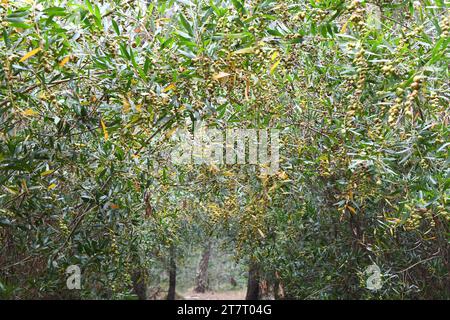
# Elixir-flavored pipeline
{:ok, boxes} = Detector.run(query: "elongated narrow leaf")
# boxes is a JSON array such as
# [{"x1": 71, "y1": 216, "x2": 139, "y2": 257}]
[{"x1": 19, "y1": 48, "x2": 41, "y2": 62}]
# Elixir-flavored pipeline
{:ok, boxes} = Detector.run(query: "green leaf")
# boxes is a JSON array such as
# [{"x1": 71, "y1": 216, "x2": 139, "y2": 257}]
[
  {"x1": 112, "y1": 19, "x2": 120, "y2": 35},
  {"x1": 43, "y1": 7, "x2": 67, "y2": 17},
  {"x1": 179, "y1": 13, "x2": 193, "y2": 36}
]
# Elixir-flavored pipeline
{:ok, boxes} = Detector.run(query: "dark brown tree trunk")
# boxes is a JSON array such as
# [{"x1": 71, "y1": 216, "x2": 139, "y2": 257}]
[
  {"x1": 273, "y1": 277, "x2": 280, "y2": 300},
  {"x1": 131, "y1": 269, "x2": 147, "y2": 300},
  {"x1": 245, "y1": 260, "x2": 260, "y2": 300},
  {"x1": 273, "y1": 273, "x2": 285, "y2": 300},
  {"x1": 167, "y1": 245, "x2": 177, "y2": 300},
  {"x1": 194, "y1": 241, "x2": 212, "y2": 293}
]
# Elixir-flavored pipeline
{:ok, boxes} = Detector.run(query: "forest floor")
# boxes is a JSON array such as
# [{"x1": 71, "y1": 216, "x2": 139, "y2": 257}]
[{"x1": 181, "y1": 288, "x2": 246, "y2": 300}]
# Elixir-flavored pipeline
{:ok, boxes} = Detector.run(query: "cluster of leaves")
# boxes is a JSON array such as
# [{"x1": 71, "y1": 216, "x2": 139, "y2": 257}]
[{"x1": 1, "y1": 0, "x2": 449, "y2": 299}]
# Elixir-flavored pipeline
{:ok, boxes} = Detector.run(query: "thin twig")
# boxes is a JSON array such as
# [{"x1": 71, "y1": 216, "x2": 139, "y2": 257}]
[{"x1": 398, "y1": 249, "x2": 441, "y2": 273}]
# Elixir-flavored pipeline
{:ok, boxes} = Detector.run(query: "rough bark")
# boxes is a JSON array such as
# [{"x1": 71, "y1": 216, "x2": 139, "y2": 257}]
[
  {"x1": 194, "y1": 241, "x2": 212, "y2": 293},
  {"x1": 167, "y1": 245, "x2": 177, "y2": 300},
  {"x1": 131, "y1": 269, "x2": 147, "y2": 300},
  {"x1": 273, "y1": 277, "x2": 280, "y2": 300},
  {"x1": 245, "y1": 260, "x2": 260, "y2": 300}
]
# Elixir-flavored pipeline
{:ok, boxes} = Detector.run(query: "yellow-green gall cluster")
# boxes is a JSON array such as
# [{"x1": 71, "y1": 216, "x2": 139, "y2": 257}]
[
  {"x1": 405, "y1": 75, "x2": 423, "y2": 117},
  {"x1": 440, "y1": 16, "x2": 449, "y2": 38}
]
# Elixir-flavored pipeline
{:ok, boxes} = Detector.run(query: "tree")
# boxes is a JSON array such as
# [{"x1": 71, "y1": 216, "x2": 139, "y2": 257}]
[
  {"x1": 194, "y1": 240, "x2": 212, "y2": 293},
  {"x1": 167, "y1": 245, "x2": 177, "y2": 300},
  {"x1": 245, "y1": 259, "x2": 260, "y2": 300}
]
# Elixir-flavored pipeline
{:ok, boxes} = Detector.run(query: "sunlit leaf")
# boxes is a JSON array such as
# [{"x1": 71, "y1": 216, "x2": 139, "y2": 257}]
[
  {"x1": 59, "y1": 56, "x2": 70, "y2": 67},
  {"x1": 47, "y1": 183, "x2": 57, "y2": 190},
  {"x1": 163, "y1": 83, "x2": 176, "y2": 92},
  {"x1": 22, "y1": 108, "x2": 37, "y2": 116},
  {"x1": 100, "y1": 119, "x2": 108, "y2": 140},
  {"x1": 212, "y1": 71, "x2": 231, "y2": 81},
  {"x1": 19, "y1": 48, "x2": 41, "y2": 62},
  {"x1": 233, "y1": 47, "x2": 255, "y2": 55}
]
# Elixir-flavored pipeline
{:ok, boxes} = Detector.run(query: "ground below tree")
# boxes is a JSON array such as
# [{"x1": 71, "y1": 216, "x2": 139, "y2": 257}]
[{"x1": 182, "y1": 288, "x2": 246, "y2": 300}]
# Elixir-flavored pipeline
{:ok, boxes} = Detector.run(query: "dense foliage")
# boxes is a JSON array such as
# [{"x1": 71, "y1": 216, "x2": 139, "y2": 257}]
[{"x1": 1, "y1": 0, "x2": 449, "y2": 299}]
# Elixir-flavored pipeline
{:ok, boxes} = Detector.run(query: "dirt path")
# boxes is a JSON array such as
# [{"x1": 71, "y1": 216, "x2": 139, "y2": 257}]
[{"x1": 182, "y1": 289, "x2": 246, "y2": 300}]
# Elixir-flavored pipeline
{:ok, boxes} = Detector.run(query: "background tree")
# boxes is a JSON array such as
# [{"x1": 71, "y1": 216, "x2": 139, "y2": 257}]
[{"x1": 1, "y1": 0, "x2": 448, "y2": 300}]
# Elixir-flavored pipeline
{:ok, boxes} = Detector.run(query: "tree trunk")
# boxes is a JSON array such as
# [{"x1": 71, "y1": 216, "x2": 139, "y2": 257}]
[
  {"x1": 167, "y1": 245, "x2": 177, "y2": 300},
  {"x1": 245, "y1": 260, "x2": 260, "y2": 300},
  {"x1": 273, "y1": 277, "x2": 280, "y2": 300},
  {"x1": 194, "y1": 241, "x2": 212, "y2": 293},
  {"x1": 131, "y1": 269, "x2": 147, "y2": 300}
]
